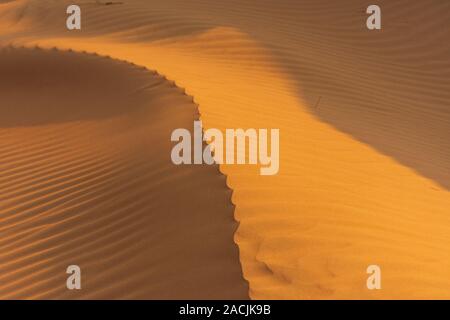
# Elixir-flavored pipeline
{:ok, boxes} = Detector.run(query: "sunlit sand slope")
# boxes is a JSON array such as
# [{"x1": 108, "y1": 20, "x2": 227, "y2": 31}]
[
  {"x1": 0, "y1": 47, "x2": 249, "y2": 299},
  {"x1": 1, "y1": 0, "x2": 449, "y2": 299}
]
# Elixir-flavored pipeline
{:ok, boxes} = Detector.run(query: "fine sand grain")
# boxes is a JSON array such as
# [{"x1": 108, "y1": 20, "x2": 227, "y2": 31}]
[{"x1": 0, "y1": 0, "x2": 449, "y2": 299}]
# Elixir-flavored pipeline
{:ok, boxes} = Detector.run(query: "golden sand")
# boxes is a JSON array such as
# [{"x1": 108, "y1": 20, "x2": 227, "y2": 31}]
[{"x1": 0, "y1": 0, "x2": 449, "y2": 299}]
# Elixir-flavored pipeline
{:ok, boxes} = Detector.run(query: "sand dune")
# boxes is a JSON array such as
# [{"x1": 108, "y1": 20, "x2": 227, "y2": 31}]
[
  {"x1": 0, "y1": 47, "x2": 248, "y2": 299},
  {"x1": 0, "y1": 0, "x2": 449, "y2": 299}
]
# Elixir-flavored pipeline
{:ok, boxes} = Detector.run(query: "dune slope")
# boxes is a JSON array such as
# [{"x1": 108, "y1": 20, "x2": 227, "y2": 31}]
[
  {"x1": 0, "y1": 0, "x2": 449, "y2": 299},
  {"x1": 0, "y1": 47, "x2": 249, "y2": 299}
]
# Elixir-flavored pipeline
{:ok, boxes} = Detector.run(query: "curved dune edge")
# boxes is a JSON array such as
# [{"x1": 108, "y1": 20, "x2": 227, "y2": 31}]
[
  {"x1": 1, "y1": 0, "x2": 450, "y2": 299},
  {"x1": 0, "y1": 46, "x2": 249, "y2": 299},
  {"x1": 19, "y1": 37, "x2": 450, "y2": 300}
]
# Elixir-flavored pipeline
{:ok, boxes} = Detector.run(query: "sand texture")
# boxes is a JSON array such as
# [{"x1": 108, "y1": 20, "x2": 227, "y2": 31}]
[{"x1": 0, "y1": 0, "x2": 449, "y2": 299}]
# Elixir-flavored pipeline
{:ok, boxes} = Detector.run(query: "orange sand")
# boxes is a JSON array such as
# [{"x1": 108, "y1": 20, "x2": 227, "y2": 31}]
[{"x1": 1, "y1": 0, "x2": 449, "y2": 299}]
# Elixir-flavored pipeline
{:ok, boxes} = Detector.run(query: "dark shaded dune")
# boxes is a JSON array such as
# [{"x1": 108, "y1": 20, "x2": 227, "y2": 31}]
[
  {"x1": 260, "y1": 0, "x2": 450, "y2": 189},
  {"x1": 0, "y1": 0, "x2": 210, "y2": 43},
  {"x1": 0, "y1": 47, "x2": 249, "y2": 299},
  {"x1": 0, "y1": 47, "x2": 156, "y2": 126}
]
